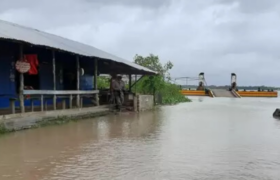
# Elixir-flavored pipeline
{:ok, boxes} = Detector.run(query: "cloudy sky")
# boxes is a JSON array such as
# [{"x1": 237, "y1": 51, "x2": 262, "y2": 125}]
[{"x1": 0, "y1": 0, "x2": 279, "y2": 86}]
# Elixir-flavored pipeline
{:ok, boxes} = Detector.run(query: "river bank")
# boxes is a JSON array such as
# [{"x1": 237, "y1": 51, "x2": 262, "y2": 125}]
[
  {"x1": 0, "y1": 93, "x2": 189, "y2": 134},
  {"x1": 0, "y1": 106, "x2": 110, "y2": 134}
]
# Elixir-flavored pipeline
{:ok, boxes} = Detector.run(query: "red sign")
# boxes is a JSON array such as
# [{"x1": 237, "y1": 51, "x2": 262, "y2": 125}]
[{"x1": 15, "y1": 60, "x2": 30, "y2": 73}]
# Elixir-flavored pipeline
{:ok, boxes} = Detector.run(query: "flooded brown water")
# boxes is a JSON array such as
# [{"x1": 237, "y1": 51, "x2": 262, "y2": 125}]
[{"x1": 1, "y1": 97, "x2": 280, "y2": 180}]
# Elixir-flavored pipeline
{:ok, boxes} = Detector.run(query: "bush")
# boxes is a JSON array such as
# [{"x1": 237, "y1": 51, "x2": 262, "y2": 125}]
[
  {"x1": 133, "y1": 54, "x2": 191, "y2": 105},
  {"x1": 97, "y1": 76, "x2": 110, "y2": 89},
  {"x1": 160, "y1": 83, "x2": 191, "y2": 105}
]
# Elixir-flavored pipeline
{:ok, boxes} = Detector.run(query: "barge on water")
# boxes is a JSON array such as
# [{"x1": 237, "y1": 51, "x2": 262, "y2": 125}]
[{"x1": 178, "y1": 72, "x2": 278, "y2": 98}]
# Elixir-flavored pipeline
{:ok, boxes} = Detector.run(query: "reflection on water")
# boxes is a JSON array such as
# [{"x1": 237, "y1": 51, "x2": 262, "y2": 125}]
[{"x1": 1, "y1": 97, "x2": 280, "y2": 180}]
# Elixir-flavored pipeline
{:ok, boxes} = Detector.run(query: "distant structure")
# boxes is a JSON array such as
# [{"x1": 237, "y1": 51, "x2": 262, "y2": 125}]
[
  {"x1": 179, "y1": 72, "x2": 278, "y2": 98},
  {"x1": 230, "y1": 73, "x2": 237, "y2": 90},
  {"x1": 197, "y1": 72, "x2": 205, "y2": 90}
]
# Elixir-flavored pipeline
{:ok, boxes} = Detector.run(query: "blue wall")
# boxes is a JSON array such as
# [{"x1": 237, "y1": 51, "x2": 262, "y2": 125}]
[
  {"x1": 0, "y1": 57, "x2": 57, "y2": 108},
  {"x1": 0, "y1": 57, "x2": 95, "y2": 109},
  {"x1": 0, "y1": 57, "x2": 16, "y2": 108},
  {"x1": 80, "y1": 75, "x2": 94, "y2": 90},
  {"x1": 39, "y1": 63, "x2": 54, "y2": 90}
]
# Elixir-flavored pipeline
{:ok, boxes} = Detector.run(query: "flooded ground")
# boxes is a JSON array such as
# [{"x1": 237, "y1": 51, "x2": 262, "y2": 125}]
[{"x1": 1, "y1": 97, "x2": 280, "y2": 180}]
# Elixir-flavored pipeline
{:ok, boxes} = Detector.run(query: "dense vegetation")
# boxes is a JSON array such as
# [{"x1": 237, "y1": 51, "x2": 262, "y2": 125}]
[
  {"x1": 97, "y1": 54, "x2": 190, "y2": 105},
  {"x1": 133, "y1": 54, "x2": 190, "y2": 105}
]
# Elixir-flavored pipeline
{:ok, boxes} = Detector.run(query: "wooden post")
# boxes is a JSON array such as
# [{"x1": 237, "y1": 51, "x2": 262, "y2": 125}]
[
  {"x1": 133, "y1": 96, "x2": 138, "y2": 112},
  {"x1": 62, "y1": 99, "x2": 66, "y2": 109},
  {"x1": 52, "y1": 50, "x2": 56, "y2": 110},
  {"x1": 129, "y1": 74, "x2": 132, "y2": 92},
  {"x1": 40, "y1": 95, "x2": 44, "y2": 111},
  {"x1": 80, "y1": 97, "x2": 83, "y2": 108},
  {"x1": 31, "y1": 100, "x2": 34, "y2": 112},
  {"x1": 10, "y1": 100, "x2": 15, "y2": 114},
  {"x1": 153, "y1": 81, "x2": 156, "y2": 105},
  {"x1": 94, "y1": 59, "x2": 99, "y2": 106},
  {"x1": 135, "y1": 75, "x2": 137, "y2": 93},
  {"x1": 19, "y1": 44, "x2": 25, "y2": 113},
  {"x1": 69, "y1": 94, "x2": 73, "y2": 109},
  {"x1": 76, "y1": 56, "x2": 80, "y2": 108}
]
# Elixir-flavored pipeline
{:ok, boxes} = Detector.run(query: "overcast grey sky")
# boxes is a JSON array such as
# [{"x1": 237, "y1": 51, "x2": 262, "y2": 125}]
[{"x1": 0, "y1": 0, "x2": 279, "y2": 86}]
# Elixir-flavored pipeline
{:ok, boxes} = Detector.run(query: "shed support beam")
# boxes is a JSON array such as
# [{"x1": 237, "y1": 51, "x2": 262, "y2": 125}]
[
  {"x1": 76, "y1": 56, "x2": 80, "y2": 108},
  {"x1": 129, "y1": 74, "x2": 132, "y2": 92},
  {"x1": 94, "y1": 59, "x2": 99, "y2": 106},
  {"x1": 19, "y1": 44, "x2": 25, "y2": 113},
  {"x1": 52, "y1": 50, "x2": 56, "y2": 110}
]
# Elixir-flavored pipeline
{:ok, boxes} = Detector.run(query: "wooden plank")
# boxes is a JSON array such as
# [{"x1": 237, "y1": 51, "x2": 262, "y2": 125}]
[{"x1": 23, "y1": 90, "x2": 99, "y2": 95}]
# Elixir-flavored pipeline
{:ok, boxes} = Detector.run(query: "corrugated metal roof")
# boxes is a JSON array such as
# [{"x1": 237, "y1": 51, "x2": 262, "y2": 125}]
[{"x1": 0, "y1": 19, "x2": 156, "y2": 74}]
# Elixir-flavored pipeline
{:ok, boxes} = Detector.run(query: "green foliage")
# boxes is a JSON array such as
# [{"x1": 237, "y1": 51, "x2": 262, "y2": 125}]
[
  {"x1": 160, "y1": 83, "x2": 191, "y2": 104},
  {"x1": 134, "y1": 54, "x2": 173, "y2": 81},
  {"x1": 97, "y1": 76, "x2": 110, "y2": 89},
  {"x1": 133, "y1": 54, "x2": 190, "y2": 105},
  {"x1": 133, "y1": 75, "x2": 164, "y2": 94}
]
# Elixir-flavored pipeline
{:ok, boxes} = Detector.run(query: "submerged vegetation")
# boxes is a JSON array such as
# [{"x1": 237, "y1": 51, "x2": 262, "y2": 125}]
[{"x1": 133, "y1": 54, "x2": 191, "y2": 105}]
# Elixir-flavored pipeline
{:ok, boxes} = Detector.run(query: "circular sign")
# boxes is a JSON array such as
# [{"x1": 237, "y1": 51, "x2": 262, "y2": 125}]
[
  {"x1": 80, "y1": 68, "x2": 84, "y2": 76},
  {"x1": 15, "y1": 60, "x2": 30, "y2": 73}
]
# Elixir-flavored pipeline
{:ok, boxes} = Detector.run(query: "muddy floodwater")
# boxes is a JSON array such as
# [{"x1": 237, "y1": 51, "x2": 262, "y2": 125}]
[{"x1": 1, "y1": 97, "x2": 280, "y2": 180}]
